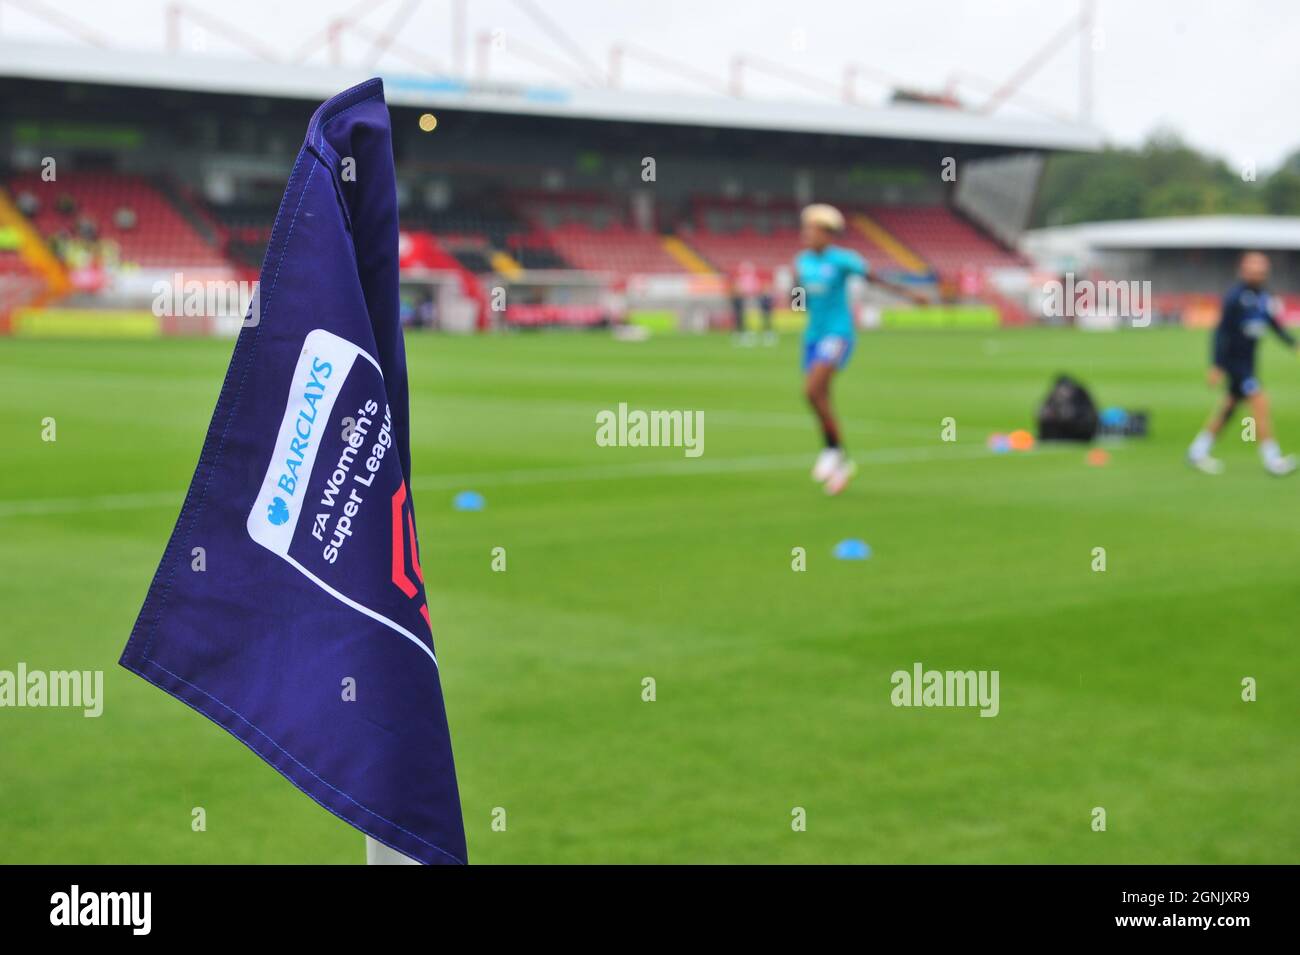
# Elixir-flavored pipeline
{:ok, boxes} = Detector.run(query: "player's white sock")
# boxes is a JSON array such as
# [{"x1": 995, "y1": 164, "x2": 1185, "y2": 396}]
[
  {"x1": 1189, "y1": 430, "x2": 1214, "y2": 459},
  {"x1": 812, "y1": 448, "x2": 843, "y2": 482},
  {"x1": 1260, "y1": 439, "x2": 1283, "y2": 464}
]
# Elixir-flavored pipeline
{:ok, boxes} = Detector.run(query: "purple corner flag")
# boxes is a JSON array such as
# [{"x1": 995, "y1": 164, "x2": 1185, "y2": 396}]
[{"x1": 121, "y1": 79, "x2": 467, "y2": 865}]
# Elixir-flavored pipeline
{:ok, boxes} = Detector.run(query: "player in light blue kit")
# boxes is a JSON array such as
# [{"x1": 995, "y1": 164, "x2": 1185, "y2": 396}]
[{"x1": 796, "y1": 204, "x2": 925, "y2": 494}]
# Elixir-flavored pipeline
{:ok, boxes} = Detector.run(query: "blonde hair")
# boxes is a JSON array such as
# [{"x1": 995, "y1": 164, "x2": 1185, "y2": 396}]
[{"x1": 801, "y1": 203, "x2": 845, "y2": 233}]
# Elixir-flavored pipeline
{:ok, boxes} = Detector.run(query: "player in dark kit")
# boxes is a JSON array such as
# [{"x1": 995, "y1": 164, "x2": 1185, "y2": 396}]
[{"x1": 1187, "y1": 251, "x2": 1298, "y2": 475}]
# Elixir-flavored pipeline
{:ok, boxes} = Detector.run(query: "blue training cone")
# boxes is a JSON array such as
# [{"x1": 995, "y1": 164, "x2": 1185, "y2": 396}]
[
  {"x1": 834, "y1": 538, "x2": 871, "y2": 560},
  {"x1": 453, "y1": 490, "x2": 485, "y2": 511}
]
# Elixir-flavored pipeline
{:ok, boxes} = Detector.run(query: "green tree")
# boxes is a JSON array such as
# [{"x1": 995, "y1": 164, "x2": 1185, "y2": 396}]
[{"x1": 1033, "y1": 128, "x2": 1283, "y2": 226}]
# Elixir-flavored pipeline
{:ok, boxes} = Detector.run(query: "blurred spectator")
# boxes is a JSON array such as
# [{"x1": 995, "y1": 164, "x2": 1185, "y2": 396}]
[
  {"x1": 113, "y1": 206, "x2": 137, "y2": 231},
  {"x1": 76, "y1": 215, "x2": 99, "y2": 242},
  {"x1": 419, "y1": 296, "x2": 438, "y2": 330},
  {"x1": 758, "y1": 287, "x2": 775, "y2": 342},
  {"x1": 55, "y1": 193, "x2": 76, "y2": 216},
  {"x1": 728, "y1": 276, "x2": 745, "y2": 335},
  {"x1": 49, "y1": 229, "x2": 70, "y2": 260},
  {"x1": 15, "y1": 191, "x2": 39, "y2": 218}
]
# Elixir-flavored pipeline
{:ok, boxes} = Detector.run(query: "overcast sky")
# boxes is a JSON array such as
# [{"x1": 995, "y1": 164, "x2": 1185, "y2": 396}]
[{"x1": 6, "y1": 0, "x2": 1299, "y2": 170}]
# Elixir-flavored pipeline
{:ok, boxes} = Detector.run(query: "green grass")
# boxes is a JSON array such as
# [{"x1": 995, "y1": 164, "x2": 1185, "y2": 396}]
[{"x1": 1, "y1": 327, "x2": 1297, "y2": 863}]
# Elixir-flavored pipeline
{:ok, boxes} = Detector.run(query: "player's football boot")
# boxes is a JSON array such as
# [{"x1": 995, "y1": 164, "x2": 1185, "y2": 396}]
[
  {"x1": 1265, "y1": 454, "x2": 1297, "y2": 476},
  {"x1": 1187, "y1": 453, "x2": 1224, "y2": 475},
  {"x1": 824, "y1": 459, "x2": 857, "y2": 496}
]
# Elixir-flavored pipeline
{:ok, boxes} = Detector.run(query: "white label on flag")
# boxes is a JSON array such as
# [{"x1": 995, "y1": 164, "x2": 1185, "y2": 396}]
[{"x1": 247, "y1": 329, "x2": 361, "y2": 554}]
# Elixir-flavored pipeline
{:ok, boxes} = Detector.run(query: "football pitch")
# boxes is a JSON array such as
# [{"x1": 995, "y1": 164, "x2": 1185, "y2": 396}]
[{"x1": 1, "y1": 326, "x2": 1297, "y2": 864}]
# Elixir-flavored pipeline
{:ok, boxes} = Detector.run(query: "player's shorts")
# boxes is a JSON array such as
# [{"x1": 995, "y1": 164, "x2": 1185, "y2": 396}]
[
  {"x1": 802, "y1": 335, "x2": 855, "y2": 372},
  {"x1": 1226, "y1": 367, "x2": 1261, "y2": 399}
]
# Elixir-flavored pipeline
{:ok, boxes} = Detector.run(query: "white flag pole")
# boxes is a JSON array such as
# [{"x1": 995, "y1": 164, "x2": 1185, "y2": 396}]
[{"x1": 366, "y1": 835, "x2": 420, "y2": 865}]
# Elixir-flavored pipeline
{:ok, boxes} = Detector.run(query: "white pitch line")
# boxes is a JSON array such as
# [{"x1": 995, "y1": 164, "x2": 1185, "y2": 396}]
[
  {"x1": 0, "y1": 443, "x2": 1018, "y2": 520},
  {"x1": 409, "y1": 444, "x2": 996, "y2": 491},
  {"x1": 425, "y1": 396, "x2": 924, "y2": 437},
  {"x1": 0, "y1": 489, "x2": 182, "y2": 519}
]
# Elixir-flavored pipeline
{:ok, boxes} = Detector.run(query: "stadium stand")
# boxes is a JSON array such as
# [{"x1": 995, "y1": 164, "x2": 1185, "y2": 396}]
[
  {"x1": 4, "y1": 179, "x2": 1024, "y2": 289},
  {"x1": 8, "y1": 171, "x2": 228, "y2": 269},
  {"x1": 503, "y1": 232, "x2": 570, "y2": 271},
  {"x1": 681, "y1": 228, "x2": 795, "y2": 276},
  {"x1": 0, "y1": 168, "x2": 1030, "y2": 330},
  {"x1": 683, "y1": 199, "x2": 798, "y2": 277},
  {"x1": 446, "y1": 243, "x2": 496, "y2": 274},
  {"x1": 683, "y1": 199, "x2": 925, "y2": 278},
  {"x1": 0, "y1": 249, "x2": 45, "y2": 324},
  {"x1": 0, "y1": 185, "x2": 70, "y2": 325},
  {"x1": 866, "y1": 204, "x2": 1026, "y2": 278},
  {"x1": 402, "y1": 202, "x2": 524, "y2": 248},
  {"x1": 0, "y1": 53, "x2": 1107, "y2": 335},
  {"x1": 539, "y1": 225, "x2": 683, "y2": 275}
]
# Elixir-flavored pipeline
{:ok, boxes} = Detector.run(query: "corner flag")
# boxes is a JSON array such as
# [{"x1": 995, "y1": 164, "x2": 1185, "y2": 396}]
[{"x1": 120, "y1": 79, "x2": 467, "y2": 865}]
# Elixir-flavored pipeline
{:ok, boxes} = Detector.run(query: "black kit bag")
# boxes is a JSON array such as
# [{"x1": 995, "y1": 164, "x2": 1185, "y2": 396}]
[{"x1": 1037, "y1": 374, "x2": 1099, "y2": 442}]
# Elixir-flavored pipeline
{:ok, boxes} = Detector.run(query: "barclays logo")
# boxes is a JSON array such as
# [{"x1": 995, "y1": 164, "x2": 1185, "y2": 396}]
[{"x1": 268, "y1": 496, "x2": 290, "y2": 525}]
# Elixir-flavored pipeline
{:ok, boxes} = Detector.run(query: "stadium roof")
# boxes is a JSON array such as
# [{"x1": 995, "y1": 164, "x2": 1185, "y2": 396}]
[
  {"x1": 1025, "y1": 216, "x2": 1300, "y2": 251},
  {"x1": 0, "y1": 40, "x2": 1103, "y2": 152}
]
